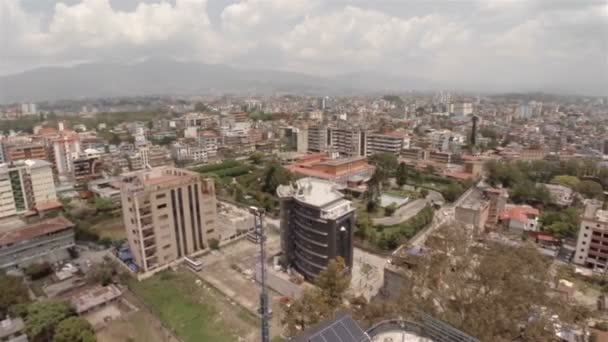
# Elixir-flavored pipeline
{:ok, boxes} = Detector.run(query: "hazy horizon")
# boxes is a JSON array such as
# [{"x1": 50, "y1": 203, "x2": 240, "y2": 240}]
[{"x1": 2, "y1": 0, "x2": 607, "y2": 96}]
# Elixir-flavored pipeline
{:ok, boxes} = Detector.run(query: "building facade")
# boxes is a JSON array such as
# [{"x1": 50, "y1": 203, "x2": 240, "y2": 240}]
[
  {"x1": 277, "y1": 178, "x2": 355, "y2": 279},
  {"x1": 366, "y1": 132, "x2": 410, "y2": 156},
  {"x1": 119, "y1": 167, "x2": 218, "y2": 273},
  {"x1": 0, "y1": 160, "x2": 57, "y2": 219},
  {"x1": 574, "y1": 200, "x2": 608, "y2": 270}
]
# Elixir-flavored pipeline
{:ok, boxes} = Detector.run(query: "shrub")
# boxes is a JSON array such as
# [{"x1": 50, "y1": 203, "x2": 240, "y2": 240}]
[{"x1": 25, "y1": 262, "x2": 53, "y2": 280}]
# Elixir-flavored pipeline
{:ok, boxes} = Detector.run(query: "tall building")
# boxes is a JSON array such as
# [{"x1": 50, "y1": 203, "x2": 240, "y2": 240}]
[
  {"x1": 0, "y1": 160, "x2": 57, "y2": 219},
  {"x1": 119, "y1": 167, "x2": 218, "y2": 273},
  {"x1": 366, "y1": 132, "x2": 410, "y2": 156},
  {"x1": 574, "y1": 200, "x2": 608, "y2": 270},
  {"x1": 4, "y1": 141, "x2": 48, "y2": 162},
  {"x1": 449, "y1": 102, "x2": 473, "y2": 115},
  {"x1": 307, "y1": 125, "x2": 328, "y2": 153},
  {"x1": 277, "y1": 177, "x2": 355, "y2": 279},
  {"x1": 330, "y1": 127, "x2": 366, "y2": 157}
]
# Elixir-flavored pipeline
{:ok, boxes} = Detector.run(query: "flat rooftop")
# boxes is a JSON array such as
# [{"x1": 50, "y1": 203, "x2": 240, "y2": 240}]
[
  {"x1": 71, "y1": 284, "x2": 122, "y2": 314},
  {"x1": 457, "y1": 188, "x2": 488, "y2": 211},
  {"x1": 277, "y1": 177, "x2": 346, "y2": 208}
]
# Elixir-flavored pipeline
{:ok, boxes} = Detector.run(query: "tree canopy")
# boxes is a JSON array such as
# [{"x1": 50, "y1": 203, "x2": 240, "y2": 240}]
[
  {"x1": 0, "y1": 273, "x2": 30, "y2": 317},
  {"x1": 53, "y1": 316, "x2": 96, "y2": 342},
  {"x1": 26, "y1": 301, "x2": 74, "y2": 342},
  {"x1": 575, "y1": 180, "x2": 604, "y2": 200},
  {"x1": 550, "y1": 175, "x2": 581, "y2": 188},
  {"x1": 261, "y1": 161, "x2": 292, "y2": 194}
]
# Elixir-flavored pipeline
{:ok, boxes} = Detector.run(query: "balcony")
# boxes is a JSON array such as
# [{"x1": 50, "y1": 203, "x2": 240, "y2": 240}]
[
  {"x1": 144, "y1": 247, "x2": 157, "y2": 258},
  {"x1": 140, "y1": 217, "x2": 153, "y2": 227}
]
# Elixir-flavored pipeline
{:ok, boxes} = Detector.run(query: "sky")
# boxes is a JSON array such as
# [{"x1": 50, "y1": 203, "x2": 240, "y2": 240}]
[{"x1": 1, "y1": 0, "x2": 607, "y2": 95}]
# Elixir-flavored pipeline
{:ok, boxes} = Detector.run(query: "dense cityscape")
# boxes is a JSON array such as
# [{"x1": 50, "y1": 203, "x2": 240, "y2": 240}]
[
  {"x1": 1, "y1": 0, "x2": 607, "y2": 342},
  {"x1": 0, "y1": 92, "x2": 607, "y2": 342}
]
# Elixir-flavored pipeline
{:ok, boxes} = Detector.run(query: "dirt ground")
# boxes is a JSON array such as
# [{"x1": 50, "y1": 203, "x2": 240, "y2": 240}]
[
  {"x1": 194, "y1": 230, "x2": 287, "y2": 339},
  {"x1": 91, "y1": 217, "x2": 126, "y2": 241}
]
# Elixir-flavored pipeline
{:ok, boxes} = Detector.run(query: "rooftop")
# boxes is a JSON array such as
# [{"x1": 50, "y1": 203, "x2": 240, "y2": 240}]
[
  {"x1": 70, "y1": 284, "x2": 122, "y2": 314},
  {"x1": 0, "y1": 317, "x2": 25, "y2": 338},
  {"x1": 0, "y1": 216, "x2": 74, "y2": 247},
  {"x1": 277, "y1": 177, "x2": 346, "y2": 208}
]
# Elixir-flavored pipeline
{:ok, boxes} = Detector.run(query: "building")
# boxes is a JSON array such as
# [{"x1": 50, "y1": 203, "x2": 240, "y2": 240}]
[
  {"x1": 366, "y1": 132, "x2": 410, "y2": 156},
  {"x1": 0, "y1": 160, "x2": 57, "y2": 219},
  {"x1": 294, "y1": 312, "x2": 479, "y2": 342},
  {"x1": 329, "y1": 127, "x2": 366, "y2": 157},
  {"x1": 119, "y1": 167, "x2": 218, "y2": 273},
  {"x1": 0, "y1": 216, "x2": 75, "y2": 270},
  {"x1": 449, "y1": 102, "x2": 473, "y2": 115},
  {"x1": 277, "y1": 177, "x2": 355, "y2": 279},
  {"x1": 283, "y1": 126, "x2": 308, "y2": 153},
  {"x1": 284, "y1": 154, "x2": 375, "y2": 186},
  {"x1": 72, "y1": 152, "x2": 102, "y2": 183},
  {"x1": 455, "y1": 186, "x2": 507, "y2": 231},
  {"x1": 4, "y1": 141, "x2": 48, "y2": 163},
  {"x1": 574, "y1": 200, "x2": 608, "y2": 270},
  {"x1": 499, "y1": 205, "x2": 540, "y2": 234},
  {"x1": 88, "y1": 178, "x2": 122, "y2": 205},
  {"x1": 543, "y1": 183, "x2": 574, "y2": 207},
  {"x1": 47, "y1": 133, "x2": 82, "y2": 177},
  {"x1": 199, "y1": 131, "x2": 219, "y2": 158},
  {"x1": 307, "y1": 125, "x2": 328, "y2": 153},
  {"x1": 70, "y1": 284, "x2": 122, "y2": 315},
  {"x1": 0, "y1": 317, "x2": 28, "y2": 342}
]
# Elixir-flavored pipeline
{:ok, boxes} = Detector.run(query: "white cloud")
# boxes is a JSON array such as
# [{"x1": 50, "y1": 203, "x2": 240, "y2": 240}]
[{"x1": 0, "y1": 0, "x2": 606, "y2": 94}]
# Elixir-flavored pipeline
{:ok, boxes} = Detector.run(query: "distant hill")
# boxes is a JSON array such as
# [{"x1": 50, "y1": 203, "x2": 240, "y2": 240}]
[{"x1": 0, "y1": 59, "x2": 432, "y2": 103}]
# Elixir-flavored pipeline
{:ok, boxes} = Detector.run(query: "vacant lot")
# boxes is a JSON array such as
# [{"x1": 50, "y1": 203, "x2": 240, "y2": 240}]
[
  {"x1": 128, "y1": 270, "x2": 259, "y2": 342},
  {"x1": 97, "y1": 310, "x2": 171, "y2": 342},
  {"x1": 91, "y1": 217, "x2": 126, "y2": 241}
]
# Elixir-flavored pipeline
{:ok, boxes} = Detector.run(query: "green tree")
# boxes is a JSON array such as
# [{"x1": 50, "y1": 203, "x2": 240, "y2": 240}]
[
  {"x1": 249, "y1": 152, "x2": 265, "y2": 165},
  {"x1": 575, "y1": 180, "x2": 604, "y2": 199},
  {"x1": 94, "y1": 197, "x2": 114, "y2": 213},
  {"x1": 262, "y1": 161, "x2": 292, "y2": 194},
  {"x1": 208, "y1": 238, "x2": 220, "y2": 250},
  {"x1": 396, "y1": 162, "x2": 408, "y2": 187},
  {"x1": 314, "y1": 257, "x2": 351, "y2": 308},
  {"x1": 368, "y1": 153, "x2": 398, "y2": 178},
  {"x1": 384, "y1": 204, "x2": 397, "y2": 216},
  {"x1": 0, "y1": 273, "x2": 30, "y2": 316},
  {"x1": 53, "y1": 317, "x2": 96, "y2": 342},
  {"x1": 26, "y1": 301, "x2": 74, "y2": 342},
  {"x1": 550, "y1": 175, "x2": 580, "y2": 188}
]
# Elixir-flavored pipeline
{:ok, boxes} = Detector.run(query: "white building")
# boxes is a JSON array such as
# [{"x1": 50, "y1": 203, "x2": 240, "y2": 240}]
[
  {"x1": 0, "y1": 160, "x2": 57, "y2": 219},
  {"x1": 366, "y1": 132, "x2": 410, "y2": 156},
  {"x1": 449, "y1": 102, "x2": 473, "y2": 115}
]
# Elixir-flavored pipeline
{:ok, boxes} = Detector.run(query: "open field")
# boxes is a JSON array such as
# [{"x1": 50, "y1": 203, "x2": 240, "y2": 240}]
[
  {"x1": 97, "y1": 310, "x2": 171, "y2": 342},
  {"x1": 91, "y1": 217, "x2": 126, "y2": 241},
  {"x1": 128, "y1": 269, "x2": 259, "y2": 342}
]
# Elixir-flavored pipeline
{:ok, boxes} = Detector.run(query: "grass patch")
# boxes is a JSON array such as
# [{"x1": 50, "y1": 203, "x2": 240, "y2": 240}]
[
  {"x1": 128, "y1": 270, "x2": 257, "y2": 342},
  {"x1": 90, "y1": 217, "x2": 126, "y2": 241}
]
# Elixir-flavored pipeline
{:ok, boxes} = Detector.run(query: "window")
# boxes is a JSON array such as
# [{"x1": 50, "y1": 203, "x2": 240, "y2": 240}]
[
  {"x1": 206, "y1": 229, "x2": 215, "y2": 234},
  {"x1": 156, "y1": 193, "x2": 166, "y2": 199},
  {"x1": 162, "y1": 244, "x2": 171, "y2": 250},
  {"x1": 159, "y1": 214, "x2": 169, "y2": 221},
  {"x1": 157, "y1": 203, "x2": 167, "y2": 209}
]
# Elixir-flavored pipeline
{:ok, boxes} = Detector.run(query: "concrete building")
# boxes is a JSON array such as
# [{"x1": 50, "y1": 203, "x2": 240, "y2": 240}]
[
  {"x1": 277, "y1": 177, "x2": 355, "y2": 279},
  {"x1": 119, "y1": 167, "x2": 218, "y2": 273},
  {"x1": 0, "y1": 160, "x2": 57, "y2": 219},
  {"x1": 4, "y1": 141, "x2": 48, "y2": 163},
  {"x1": 543, "y1": 183, "x2": 574, "y2": 207},
  {"x1": 366, "y1": 132, "x2": 410, "y2": 156},
  {"x1": 48, "y1": 134, "x2": 82, "y2": 177},
  {"x1": 499, "y1": 205, "x2": 540, "y2": 234},
  {"x1": 283, "y1": 127, "x2": 308, "y2": 153},
  {"x1": 0, "y1": 317, "x2": 28, "y2": 342},
  {"x1": 199, "y1": 131, "x2": 219, "y2": 158},
  {"x1": 307, "y1": 125, "x2": 328, "y2": 153},
  {"x1": 574, "y1": 200, "x2": 608, "y2": 270},
  {"x1": 71, "y1": 284, "x2": 122, "y2": 315},
  {"x1": 0, "y1": 216, "x2": 75, "y2": 270},
  {"x1": 284, "y1": 154, "x2": 375, "y2": 186},
  {"x1": 72, "y1": 152, "x2": 102, "y2": 184},
  {"x1": 455, "y1": 187, "x2": 507, "y2": 231},
  {"x1": 449, "y1": 102, "x2": 473, "y2": 115},
  {"x1": 330, "y1": 127, "x2": 367, "y2": 157}
]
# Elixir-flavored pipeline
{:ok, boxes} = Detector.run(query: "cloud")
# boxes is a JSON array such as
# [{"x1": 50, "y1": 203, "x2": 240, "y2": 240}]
[{"x1": 0, "y1": 0, "x2": 606, "y2": 94}]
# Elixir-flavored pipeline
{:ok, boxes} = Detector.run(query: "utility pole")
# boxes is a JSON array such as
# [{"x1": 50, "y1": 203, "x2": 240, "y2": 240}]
[{"x1": 250, "y1": 206, "x2": 270, "y2": 342}]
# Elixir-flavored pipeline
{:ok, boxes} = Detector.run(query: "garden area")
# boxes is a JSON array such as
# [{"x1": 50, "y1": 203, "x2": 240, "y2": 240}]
[
  {"x1": 127, "y1": 270, "x2": 258, "y2": 342},
  {"x1": 194, "y1": 157, "x2": 293, "y2": 216}
]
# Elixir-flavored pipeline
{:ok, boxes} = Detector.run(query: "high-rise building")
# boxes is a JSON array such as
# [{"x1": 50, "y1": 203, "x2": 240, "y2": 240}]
[
  {"x1": 119, "y1": 167, "x2": 218, "y2": 273},
  {"x1": 4, "y1": 141, "x2": 48, "y2": 162},
  {"x1": 449, "y1": 102, "x2": 473, "y2": 115},
  {"x1": 277, "y1": 177, "x2": 355, "y2": 279},
  {"x1": 307, "y1": 125, "x2": 328, "y2": 153},
  {"x1": 0, "y1": 160, "x2": 57, "y2": 219},
  {"x1": 366, "y1": 132, "x2": 410, "y2": 156},
  {"x1": 574, "y1": 200, "x2": 608, "y2": 270}
]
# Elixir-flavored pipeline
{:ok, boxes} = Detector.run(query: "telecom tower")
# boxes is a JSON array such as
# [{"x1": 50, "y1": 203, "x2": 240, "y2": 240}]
[{"x1": 250, "y1": 206, "x2": 270, "y2": 342}]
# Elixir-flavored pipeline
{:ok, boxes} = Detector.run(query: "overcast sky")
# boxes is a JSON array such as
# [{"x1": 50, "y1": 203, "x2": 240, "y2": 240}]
[{"x1": 1, "y1": 0, "x2": 607, "y2": 94}]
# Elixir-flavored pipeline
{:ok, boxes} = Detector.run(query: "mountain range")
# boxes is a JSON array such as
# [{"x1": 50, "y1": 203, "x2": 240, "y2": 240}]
[{"x1": 0, "y1": 59, "x2": 432, "y2": 103}]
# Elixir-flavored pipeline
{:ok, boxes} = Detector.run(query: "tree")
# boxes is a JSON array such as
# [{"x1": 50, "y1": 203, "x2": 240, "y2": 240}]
[
  {"x1": 540, "y1": 208, "x2": 580, "y2": 238},
  {"x1": 25, "y1": 262, "x2": 52, "y2": 280},
  {"x1": 249, "y1": 152, "x2": 265, "y2": 165},
  {"x1": 53, "y1": 317, "x2": 96, "y2": 342},
  {"x1": 208, "y1": 238, "x2": 220, "y2": 250},
  {"x1": 368, "y1": 153, "x2": 398, "y2": 178},
  {"x1": 384, "y1": 204, "x2": 397, "y2": 216},
  {"x1": 281, "y1": 257, "x2": 351, "y2": 337},
  {"x1": 396, "y1": 162, "x2": 408, "y2": 187},
  {"x1": 395, "y1": 224, "x2": 588, "y2": 341},
  {"x1": 93, "y1": 197, "x2": 114, "y2": 213},
  {"x1": 314, "y1": 257, "x2": 351, "y2": 308},
  {"x1": 575, "y1": 180, "x2": 604, "y2": 199},
  {"x1": 550, "y1": 175, "x2": 580, "y2": 188},
  {"x1": 262, "y1": 161, "x2": 292, "y2": 194},
  {"x1": 194, "y1": 102, "x2": 208, "y2": 112},
  {"x1": 0, "y1": 274, "x2": 30, "y2": 317},
  {"x1": 419, "y1": 188, "x2": 429, "y2": 198},
  {"x1": 26, "y1": 301, "x2": 74, "y2": 342}
]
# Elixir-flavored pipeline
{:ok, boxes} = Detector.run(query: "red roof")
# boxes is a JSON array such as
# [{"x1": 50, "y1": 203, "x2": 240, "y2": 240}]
[
  {"x1": 0, "y1": 216, "x2": 74, "y2": 246},
  {"x1": 500, "y1": 206, "x2": 539, "y2": 223},
  {"x1": 35, "y1": 200, "x2": 63, "y2": 212}
]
